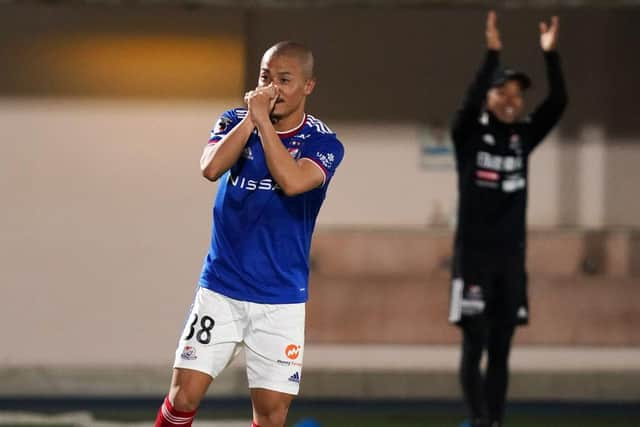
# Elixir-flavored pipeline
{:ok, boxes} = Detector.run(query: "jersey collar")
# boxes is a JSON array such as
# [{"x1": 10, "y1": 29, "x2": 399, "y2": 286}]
[{"x1": 276, "y1": 114, "x2": 307, "y2": 139}]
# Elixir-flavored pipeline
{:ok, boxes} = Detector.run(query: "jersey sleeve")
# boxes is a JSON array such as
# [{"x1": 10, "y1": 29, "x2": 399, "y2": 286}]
[
  {"x1": 450, "y1": 50, "x2": 500, "y2": 145},
  {"x1": 525, "y1": 51, "x2": 568, "y2": 154},
  {"x1": 300, "y1": 135, "x2": 344, "y2": 187},
  {"x1": 207, "y1": 109, "x2": 243, "y2": 145}
]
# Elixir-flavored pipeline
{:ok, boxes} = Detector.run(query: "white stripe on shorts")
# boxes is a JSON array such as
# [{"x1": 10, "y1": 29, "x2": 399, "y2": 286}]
[{"x1": 449, "y1": 278, "x2": 464, "y2": 323}]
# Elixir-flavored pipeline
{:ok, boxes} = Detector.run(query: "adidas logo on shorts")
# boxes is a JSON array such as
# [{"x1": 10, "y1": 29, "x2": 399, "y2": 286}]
[{"x1": 288, "y1": 372, "x2": 300, "y2": 383}]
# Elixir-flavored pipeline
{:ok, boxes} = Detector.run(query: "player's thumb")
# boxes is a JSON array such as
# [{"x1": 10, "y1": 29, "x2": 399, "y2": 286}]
[{"x1": 539, "y1": 22, "x2": 548, "y2": 34}]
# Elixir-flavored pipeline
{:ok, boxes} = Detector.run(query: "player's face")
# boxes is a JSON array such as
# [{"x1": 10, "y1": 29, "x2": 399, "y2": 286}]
[
  {"x1": 258, "y1": 54, "x2": 315, "y2": 123},
  {"x1": 486, "y1": 80, "x2": 525, "y2": 124}
]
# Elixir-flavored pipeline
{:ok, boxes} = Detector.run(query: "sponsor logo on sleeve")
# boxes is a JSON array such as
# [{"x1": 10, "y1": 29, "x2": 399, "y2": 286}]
[
  {"x1": 316, "y1": 152, "x2": 335, "y2": 169},
  {"x1": 214, "y1": 116, "x2": 232, "y2": 134}
]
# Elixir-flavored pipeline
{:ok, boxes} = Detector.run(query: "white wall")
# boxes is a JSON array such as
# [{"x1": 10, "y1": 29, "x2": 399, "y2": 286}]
[
  {"x1": 0, "y1": 100, "x2": 223, "y2": 366},
  {"x1": 0, "y1": 99, "x2": 637, "y2": 366},
  {"x1": 322, "y1": 123, "x2": 567, "y2": 229},
  {"x1": 319, "y1": 124, "x2": 458, "y2": 228}
]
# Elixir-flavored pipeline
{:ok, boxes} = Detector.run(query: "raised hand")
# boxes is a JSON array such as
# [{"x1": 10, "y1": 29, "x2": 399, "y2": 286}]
[
  {"x1": 486, "y1": 10, "x2": 502, "y2": 50},
  {"x1": 540, "y1": 16, "x2": 559, "y2": 51},
  {"x1": 245, "y1": 84, "x2": 278, "y2": 126}
]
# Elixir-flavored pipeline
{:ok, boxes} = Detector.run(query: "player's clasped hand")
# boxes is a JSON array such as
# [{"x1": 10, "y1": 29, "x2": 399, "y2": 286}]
[{"x1": 245, "y1": 84, "x2": 279, "y2": 125}]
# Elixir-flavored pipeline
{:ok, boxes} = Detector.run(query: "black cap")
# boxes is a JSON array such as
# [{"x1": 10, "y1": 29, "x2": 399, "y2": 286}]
[{"x1": 491, "y1": 67, "x2": 532, "y2": 90}]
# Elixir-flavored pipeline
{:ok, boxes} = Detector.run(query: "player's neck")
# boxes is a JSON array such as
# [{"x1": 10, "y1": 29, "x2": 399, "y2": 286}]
[{"x1": 273, "y1": 111, "x2": 306, "y2": 134}]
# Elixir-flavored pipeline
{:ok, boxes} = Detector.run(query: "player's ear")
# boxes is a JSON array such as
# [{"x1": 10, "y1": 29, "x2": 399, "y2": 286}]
[{"x1": 303, "y1": 77, "x2": 316, "y2": 96}]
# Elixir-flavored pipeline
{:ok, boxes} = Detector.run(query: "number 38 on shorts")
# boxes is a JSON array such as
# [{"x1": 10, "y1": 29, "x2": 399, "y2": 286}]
[{"x1": 184, "y1": 313, "x2": 215, "y2": 345}]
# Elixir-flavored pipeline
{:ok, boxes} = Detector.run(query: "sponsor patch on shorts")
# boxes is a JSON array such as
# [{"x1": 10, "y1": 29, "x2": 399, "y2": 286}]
[{"x1": 285, "y1": 344, "x2": 301, "y2": 360}]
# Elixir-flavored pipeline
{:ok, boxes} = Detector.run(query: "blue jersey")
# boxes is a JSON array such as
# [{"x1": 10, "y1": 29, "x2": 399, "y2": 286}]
[{"x1": 199, "y1": 108, "x2": 344, "y2": 304}]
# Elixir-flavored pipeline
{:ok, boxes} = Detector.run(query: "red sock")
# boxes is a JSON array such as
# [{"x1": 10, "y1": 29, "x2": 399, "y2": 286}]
[{"x1": 154, "y1": 396, "x2": 197, "y2": 426}]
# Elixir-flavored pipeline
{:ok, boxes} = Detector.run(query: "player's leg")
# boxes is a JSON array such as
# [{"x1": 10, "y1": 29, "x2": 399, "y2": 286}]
[
  {"x1": 451, "y1": 253, "x2": 492, "y2": 427},
  {"x1": 250, "y1": 388, "x2": 294, "y2": 427},
  {"x1": 485, "y1": 316, "x2": 515, "y2": 427},
  {"x1": 169, "y1": 368, "x2": 213, "y2": 411},
  {"x1": 155, "y1": 369, "x2": 211, "y2": 426},
  {"x1": 460, "y1": 317, "x2": 489, "y2": 427},
  {"x1": 245, "y1": 301, "x2": 305, "y2": 427},
  {"x1": 485, "y1": 260, "x2": 527, "y2": 426},
  {"x1": 155, "y1": 287, "x2": 245, "y2": 426}
]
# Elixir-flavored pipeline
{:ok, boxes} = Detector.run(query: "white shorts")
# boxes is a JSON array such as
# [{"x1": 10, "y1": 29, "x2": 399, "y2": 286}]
[{"x1": 173, "y1": 287, "x2": 305, "y2": 395}]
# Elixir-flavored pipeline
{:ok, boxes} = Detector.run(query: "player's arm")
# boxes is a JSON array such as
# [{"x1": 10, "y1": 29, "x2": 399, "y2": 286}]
[
  {"x1": 451, "y1": 11, "x2": 502, "y2": 142},
  {"x1": 201, "y1": 114, "x2": 255, "y2": 182},
  {"x1": 528, "y1": 16, "x2": 568, "y2": 148},
  {"x1": 258, "y1": 127, "x2": 324, "y2": 197},
  {"x1": 247, "y1": 85, "x2": 324, "y2": 197}
]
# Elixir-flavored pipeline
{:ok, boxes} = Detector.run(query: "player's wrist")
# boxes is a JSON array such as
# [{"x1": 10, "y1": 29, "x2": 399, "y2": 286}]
[
  {"x1": 240, "y1": 114, "x2": 255, "y2": 129},
  {"x1": 253, "y1": 115, "x2": 274, "y2": 131}
]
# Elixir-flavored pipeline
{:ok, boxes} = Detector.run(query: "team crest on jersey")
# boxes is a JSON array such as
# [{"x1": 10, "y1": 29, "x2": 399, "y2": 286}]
[
  {"x1": 181, "y1": 345, "x2": 197, "y2": 361},
  {"x1": 288, "y1": 147, "x2": 301, "y2": 159}
]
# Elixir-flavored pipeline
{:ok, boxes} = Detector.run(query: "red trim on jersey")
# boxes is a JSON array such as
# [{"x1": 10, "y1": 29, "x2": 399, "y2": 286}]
[
  {"x1": 276, "y1": 114, "x2": 307, "y2": 139},
  {"x1": 303, "y1": 157, "x2": 328, "y2": 186},
  {"x1": 208, "y1": 137, "x2": 222, "y2": 145}
]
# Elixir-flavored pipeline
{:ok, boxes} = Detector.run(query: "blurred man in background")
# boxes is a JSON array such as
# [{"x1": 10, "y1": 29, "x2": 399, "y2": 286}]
[
  {"x1": 448, "y1": 11, "x2": 567, "y2": 427},
  {"x1": 154, "y1": 41, "x2": 344, "y2": 427}
]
